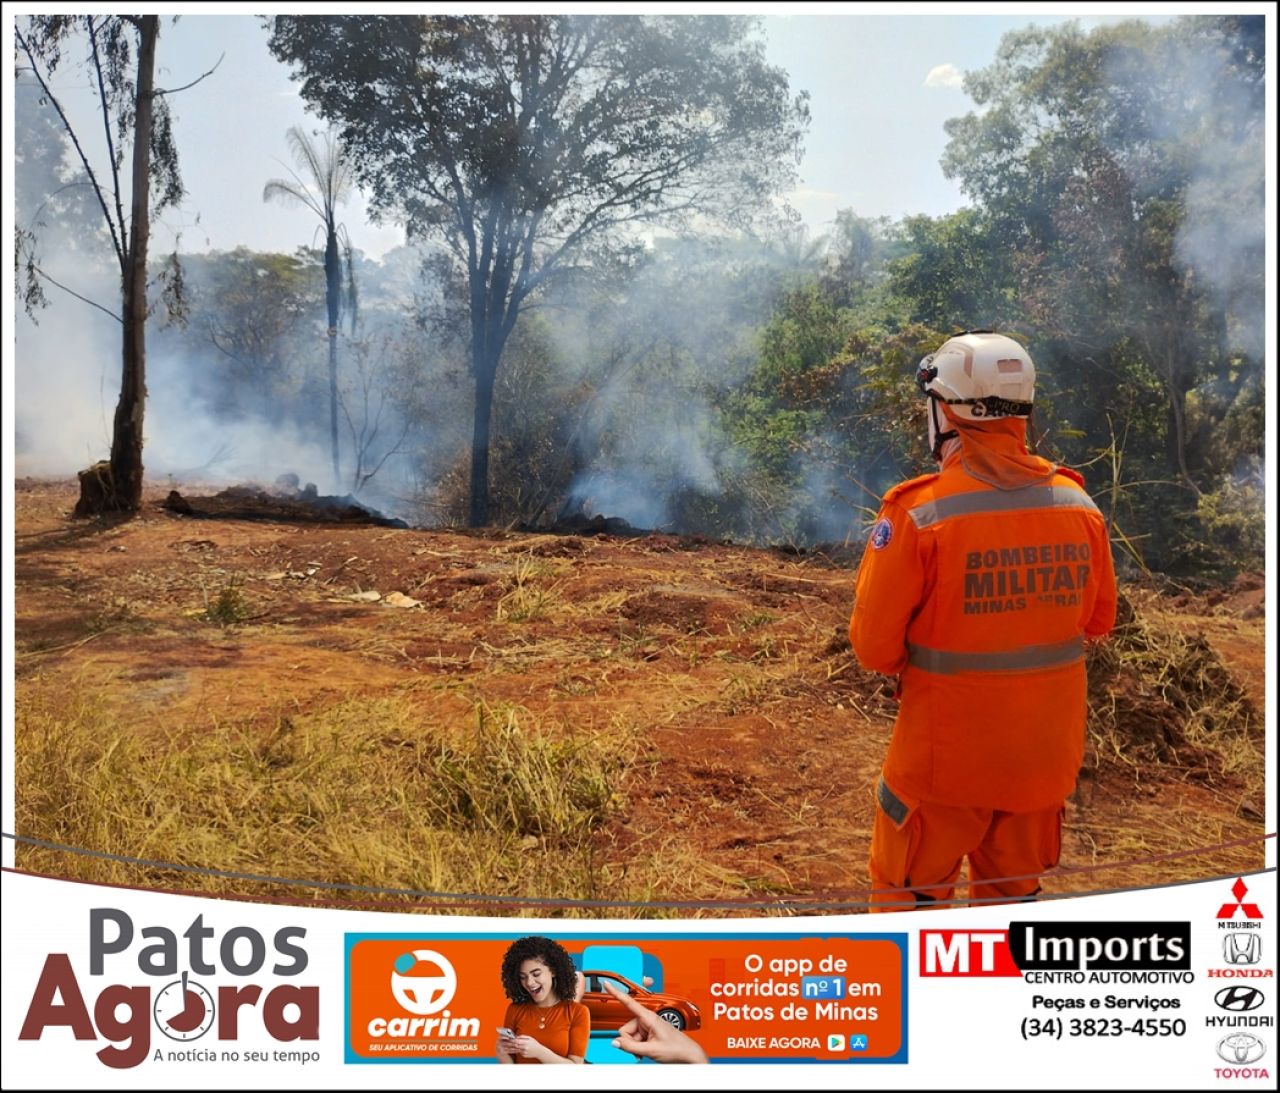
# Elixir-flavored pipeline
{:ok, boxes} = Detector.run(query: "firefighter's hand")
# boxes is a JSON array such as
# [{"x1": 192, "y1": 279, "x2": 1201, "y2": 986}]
[{"x1": 603, "y1": 980, "x2": 708, "y2": 1064}]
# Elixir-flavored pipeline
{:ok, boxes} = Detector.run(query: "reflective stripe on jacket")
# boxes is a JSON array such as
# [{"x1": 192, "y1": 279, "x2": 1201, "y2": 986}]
[{"x1": 849, "y1": 464, "x2": 1117, "y2": 812}]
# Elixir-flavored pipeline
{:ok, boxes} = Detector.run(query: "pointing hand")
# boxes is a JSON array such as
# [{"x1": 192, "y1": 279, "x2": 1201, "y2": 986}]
[{"x1": 603, "y1": 980, "x2": 708, "y2": 1064}]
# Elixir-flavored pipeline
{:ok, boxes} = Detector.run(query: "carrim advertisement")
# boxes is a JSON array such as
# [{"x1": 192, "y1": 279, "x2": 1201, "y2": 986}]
[{"x1": 1, "y1": 868, "x2": 1276, "y2": 1088}]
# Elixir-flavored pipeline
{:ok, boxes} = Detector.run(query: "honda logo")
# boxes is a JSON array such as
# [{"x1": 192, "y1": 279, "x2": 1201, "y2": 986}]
[{"x1": 1223, "y1": 932, "x2": 1263, "y2": 965}]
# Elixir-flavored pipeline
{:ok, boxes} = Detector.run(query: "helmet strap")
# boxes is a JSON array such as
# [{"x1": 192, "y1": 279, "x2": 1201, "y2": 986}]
[{"x1": 928, "y1": 397, "x2": 958, "y2": 462}]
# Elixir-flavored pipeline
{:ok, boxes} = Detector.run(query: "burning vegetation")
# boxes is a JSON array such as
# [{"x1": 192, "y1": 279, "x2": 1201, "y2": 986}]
[
  {"x1": 10, "y1": 14, "x2": 1266, "y2": 914},
  {"x1": 12, "y1": 479, "x2": 1267, "y2": 914}
]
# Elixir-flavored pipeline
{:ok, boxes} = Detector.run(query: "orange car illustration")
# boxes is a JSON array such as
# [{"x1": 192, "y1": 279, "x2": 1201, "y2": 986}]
[{"x1": 580, "y1": 970, "x2": 702, "y2": 1031}]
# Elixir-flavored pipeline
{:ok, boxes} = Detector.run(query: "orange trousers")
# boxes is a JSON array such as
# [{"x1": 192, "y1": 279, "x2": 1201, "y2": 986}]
[{"x1": 869, "y1": 777, "x2": 1063, "y2": 911}]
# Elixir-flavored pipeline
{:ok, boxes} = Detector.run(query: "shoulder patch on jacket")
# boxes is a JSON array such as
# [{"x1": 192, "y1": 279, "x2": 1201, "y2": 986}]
[
  {"x1": 869, "y1": 517, "x2": 893, "y2": 550},
  {"x1": 1055, "y1": 465, "x2": 1086, "y2": 488},
  {"x1": 881, "y1": 471, "x2": 939, "y2": 506}
]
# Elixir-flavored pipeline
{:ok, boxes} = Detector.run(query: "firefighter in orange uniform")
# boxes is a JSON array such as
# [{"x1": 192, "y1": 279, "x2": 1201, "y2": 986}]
[{"x1": 849, "y1": 332, "x2": 1117, "y2": 910}]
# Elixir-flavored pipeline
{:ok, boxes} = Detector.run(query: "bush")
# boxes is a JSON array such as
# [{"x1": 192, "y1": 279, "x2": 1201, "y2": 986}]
[{"x1": 1197, "y1": 464, "x2": 1265, "y2": 568}]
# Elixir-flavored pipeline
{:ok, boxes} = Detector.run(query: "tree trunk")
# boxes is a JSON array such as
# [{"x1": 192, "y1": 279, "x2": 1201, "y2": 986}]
[
  {"x1": 77, "y1": 15, "x2": 157, "y2": 517},
  {"x1": 1163, "y1": 355, "x2": 1200, "y2": 497},
  {"x1": 325, "y1": 225, "x2": 341, "y2": 483},
  {"x1": 469, "y1": 348, "x2": 498, "y2": 527}
]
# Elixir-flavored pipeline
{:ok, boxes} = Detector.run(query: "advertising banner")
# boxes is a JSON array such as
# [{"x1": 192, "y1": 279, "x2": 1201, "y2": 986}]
[
  {"x1": 3, "y1": 868, "x2": 1276, "y2": 1088},
  {"x1": 345, "y1": 932, "x2": 905, "y2": 1064}
]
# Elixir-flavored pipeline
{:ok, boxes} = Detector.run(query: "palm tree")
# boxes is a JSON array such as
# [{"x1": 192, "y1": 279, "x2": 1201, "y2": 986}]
[{"x1": 264, "y1": 126, "x2": 357, "y2": 482}]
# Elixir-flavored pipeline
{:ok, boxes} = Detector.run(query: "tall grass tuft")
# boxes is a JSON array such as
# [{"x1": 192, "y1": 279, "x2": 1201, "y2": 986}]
[
  {"x1": 1085, "y1": 591, "x2": 1263, "y2": 814},
  {"x1": 13, "y1": 680, "x2": 706, "y2": 913}
]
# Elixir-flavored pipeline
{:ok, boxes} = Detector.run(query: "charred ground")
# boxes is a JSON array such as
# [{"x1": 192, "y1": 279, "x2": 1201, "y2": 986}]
[{"x1": 11, "y1": 478, "x2": 1268, "y2": 916}]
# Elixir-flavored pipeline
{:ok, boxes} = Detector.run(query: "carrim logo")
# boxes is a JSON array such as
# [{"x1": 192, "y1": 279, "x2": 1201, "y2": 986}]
[
  {"x1": 1215, "y1": 1033, "x2": 1266, "y2": 1065},
  {"x1": 389, "y1": 950, "x2": 457, "y2": 1016},
  {"x1": 364, "y1": 946, "x2": 479, "y2": 1045},
  {"x1": 1214, "y1": 986, "x2": 1265, "y2": 1013}
]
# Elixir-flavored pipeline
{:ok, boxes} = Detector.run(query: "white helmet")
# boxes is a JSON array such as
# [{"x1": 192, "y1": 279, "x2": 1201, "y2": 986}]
[
  {"x1": 917, "y1": 331, "x2": 1035, "y2": 459},
  {"x1": 917, "y1": 331, "x2": 1035, "y2": 419}
]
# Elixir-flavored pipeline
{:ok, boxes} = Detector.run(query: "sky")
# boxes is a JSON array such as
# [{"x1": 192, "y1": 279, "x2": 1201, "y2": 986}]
[{"x1": 6, "y1": 6, "x2": 1182, "y2": 265}]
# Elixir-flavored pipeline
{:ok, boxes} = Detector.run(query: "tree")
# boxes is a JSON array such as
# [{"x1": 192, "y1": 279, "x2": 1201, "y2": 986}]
[
  {"x1": 940, "y1": 17, "x2": 1264, "y2": 495},
  {"x1": 16, "y1": 16, "x2": 190, "y2": 516},
  {"x1": 172, "y1": 247, "x2": 324, "y2": 417},
  {"x1": 263, "y1": 126, "x2": 358, "y2": 481},
  {"x1": 886, "y1": 209, "x2": 1017, "y2": 331},
  {"x1": 267, "y1": 14, "x2": 809, "y2": 526}
]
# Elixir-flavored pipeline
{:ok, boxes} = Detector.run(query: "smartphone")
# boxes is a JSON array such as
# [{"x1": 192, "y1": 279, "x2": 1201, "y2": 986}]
[{"x1": 497, "y1": 1027, "x2": 516, "y2": 1039}]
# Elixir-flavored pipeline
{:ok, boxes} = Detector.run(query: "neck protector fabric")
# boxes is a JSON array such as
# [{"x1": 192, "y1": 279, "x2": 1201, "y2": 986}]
[{"x1": 938, "y1": 405, "x2": 1056, "y2": 490}]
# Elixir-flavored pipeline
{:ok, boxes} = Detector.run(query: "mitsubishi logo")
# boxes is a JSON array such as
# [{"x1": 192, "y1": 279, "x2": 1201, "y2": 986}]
[{"x1": 1217, "y1": 878, "x2": 1264, "y2": 921}]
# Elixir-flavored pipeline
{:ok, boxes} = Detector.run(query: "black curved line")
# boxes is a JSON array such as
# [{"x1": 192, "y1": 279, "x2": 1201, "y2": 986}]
[{"x1": 3, "y1": 830, "x2": 1274, "y2": 912}]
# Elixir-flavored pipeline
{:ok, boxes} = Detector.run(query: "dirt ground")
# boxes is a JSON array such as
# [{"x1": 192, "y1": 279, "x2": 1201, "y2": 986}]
[{"x1": 10, "y1": 477, "x2": 1269, "y2": 913}]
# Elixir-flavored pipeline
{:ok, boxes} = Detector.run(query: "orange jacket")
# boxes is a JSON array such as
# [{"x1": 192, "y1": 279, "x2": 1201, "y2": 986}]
[{"x1": 850, "y1": 452, "x2": 1117, "y2": 812}]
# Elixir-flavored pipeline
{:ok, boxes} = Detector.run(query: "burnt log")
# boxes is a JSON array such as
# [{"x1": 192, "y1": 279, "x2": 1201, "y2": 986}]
[{"x1": 73, "y1": 461, "x2": 131, "y2": 518}]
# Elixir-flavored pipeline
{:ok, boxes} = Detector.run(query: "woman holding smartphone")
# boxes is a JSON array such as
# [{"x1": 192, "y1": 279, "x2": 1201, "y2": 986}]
[{"x1": 495, "y1": 936, "x2": 589, "y2": 1064}]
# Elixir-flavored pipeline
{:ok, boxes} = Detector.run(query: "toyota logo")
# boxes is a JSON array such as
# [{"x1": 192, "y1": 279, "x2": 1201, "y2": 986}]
[
  {"x1": 1215, "y1": 986, "x2": 1265, "y2": 1013},
  {"x1": 1216, "y1": 1033, "x2": 1266, "y2": 1065}
]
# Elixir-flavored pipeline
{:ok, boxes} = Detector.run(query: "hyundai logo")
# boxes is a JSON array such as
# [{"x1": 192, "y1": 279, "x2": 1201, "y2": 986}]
[
  {"x1": 1216, "y1": 1033, "x2": 1266, "y2": 1064},
  {"x1": 1215, "y1": 986, "x2": 1265, "y2": 1013}
]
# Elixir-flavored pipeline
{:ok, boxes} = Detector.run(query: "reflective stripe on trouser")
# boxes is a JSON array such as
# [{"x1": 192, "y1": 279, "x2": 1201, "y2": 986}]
[{"x1": 869, "y1": 779, "x2": 1063, "y2": 911}]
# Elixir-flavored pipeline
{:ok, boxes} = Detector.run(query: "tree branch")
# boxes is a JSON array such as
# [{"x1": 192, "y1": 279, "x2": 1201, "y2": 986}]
[
  {"x1": 154, "y1": 53, "x2": 224, "y2": 95},
  {"x1": 16, "y1": 24, "x2": 127, "y2": 271},
  {"x1": 87, "y1": 16, "x2": 129, "y2": 257},
  {"x1": 32, "y1": 265, "x2": 122, "y2": 323}
]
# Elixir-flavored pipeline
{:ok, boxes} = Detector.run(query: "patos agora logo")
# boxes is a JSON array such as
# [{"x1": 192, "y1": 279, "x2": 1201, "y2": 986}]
[{"x1": 18, "y1": 909, "x2": 318, "y2": 1069}]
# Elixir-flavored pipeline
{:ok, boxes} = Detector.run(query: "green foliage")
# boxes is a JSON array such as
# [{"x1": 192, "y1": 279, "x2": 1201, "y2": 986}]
[
  {"x1": 267, "y1": 13, "x2": 810, "y2": 525},
  {"x1": 926, "y1": 15, "x2": 1264, "y2": 571},
  {"x1": 163, "y1": 247, "x2": 325, "y2": 411},
  {"x1": 723, "y1": 267, "x2": 947, "y2": 540},
  {"x1": 203, "y1": 575, "x2": 252, "y2": 627},
  {"x1": 887, "y1": 210, "x2": 1017, "y2": 330},
  {"x1": 1196, "y1": 467, "x2": 1266, "y2": 570}
]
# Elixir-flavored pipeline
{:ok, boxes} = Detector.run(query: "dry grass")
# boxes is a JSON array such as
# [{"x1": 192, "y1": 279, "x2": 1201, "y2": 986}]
[
  {"x1": 1085, "y1": 590, "x2": 1264, "y2": 818},
  {"x1": 495, "y1": 554, "x2": 566, "y2": 622},
  {"x1": 13, "y1": 678, "x2": 743, "y2": 914}
]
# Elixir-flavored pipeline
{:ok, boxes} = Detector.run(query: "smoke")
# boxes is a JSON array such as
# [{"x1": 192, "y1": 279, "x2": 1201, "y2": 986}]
[
  {"x1": 535, "y1": 237, "x2": 772, "y2": 537},
  {"x1": 1107, "y1": 18, "x2": 1265, "y2": 358},
  {"x1": 14, "y1": 291, "x2": 337, "y2": 494},
  {"x1": 12, "y1": 244, "x2": 436, "y2": 513},
  {"x1": 14, "y1": 256, "x2": 120, "y2": 477},
  {"x1": 564, "y1": 396, "x2": 726, "y2": 532}
]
